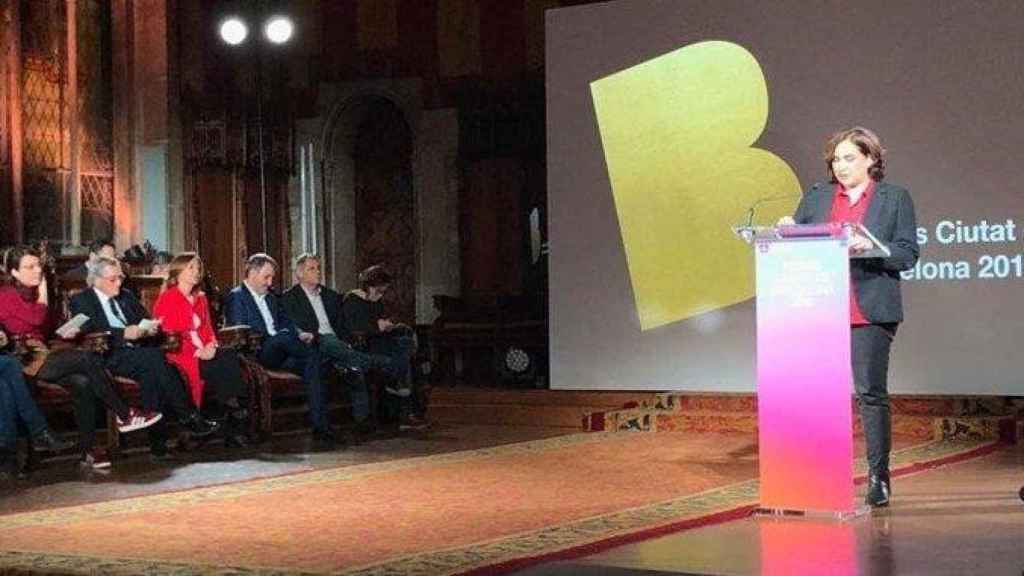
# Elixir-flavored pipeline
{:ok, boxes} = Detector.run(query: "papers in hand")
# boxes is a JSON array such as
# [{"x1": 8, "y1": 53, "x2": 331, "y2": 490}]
[
  {"x1": 56, "y1": 314, "x2": 90, "y2": 338},
  {"x1": 139, "y1": 318, "x2": 161, "y2": 333},
  {"x1": 847, "y1": 223, "x2": 891, "y2": 259}
]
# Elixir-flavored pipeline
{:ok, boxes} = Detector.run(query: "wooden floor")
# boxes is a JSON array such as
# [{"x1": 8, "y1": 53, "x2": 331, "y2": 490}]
[{"x1": 512, "y1": 442, "x2": 1024, "y2": 576}]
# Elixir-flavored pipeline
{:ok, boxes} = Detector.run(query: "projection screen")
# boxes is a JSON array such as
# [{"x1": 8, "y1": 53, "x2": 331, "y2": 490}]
[{"x1": 547, "y1": 0, "x2": 1024, "y2": 395}]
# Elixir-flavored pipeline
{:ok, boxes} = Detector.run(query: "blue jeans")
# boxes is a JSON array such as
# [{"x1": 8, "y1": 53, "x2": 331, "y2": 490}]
[
  {"x1": 318, "y1": 334, "x2": 391, "y2": 423},
  {"x1": 0, "y1": 355, "x2": 50, "y2": 449},
  {"x1": 367, "y1": 329, "x2": 415, "y2": 384},
  {"x1": 366, "y1": 330, "x2": 416, "y2": 419}
]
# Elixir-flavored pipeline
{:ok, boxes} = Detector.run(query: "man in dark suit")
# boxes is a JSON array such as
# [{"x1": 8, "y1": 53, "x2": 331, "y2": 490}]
[
  {"x1": 223, "y1": 253, "x2": 335, "y2": 448},
  {"x1": 281, "y1": 254, "x2": 391, "y2": 439},
  {"x1": 784, "y1": 126, "x2": 919, "y2": 508},
  {"x1": 69, "y1": 257, "x2": 218, "y2": 458}
]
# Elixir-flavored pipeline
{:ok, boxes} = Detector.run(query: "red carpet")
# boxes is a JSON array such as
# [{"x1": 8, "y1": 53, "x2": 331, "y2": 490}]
[{"x1": 0, "y1": 432, "x2": 998, "y2": 575}]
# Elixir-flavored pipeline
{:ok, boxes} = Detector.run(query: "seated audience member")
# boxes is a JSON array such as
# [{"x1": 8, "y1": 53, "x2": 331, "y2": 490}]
[
  {"x1": 151, "y1": 251, "x2": 172, "y2": 278},
  {"x1": 0, "y1": 246, "x2": 161, "y2": 470},
  {"x1": 282, "y1": 254, "x2": 391, "y2": 440},
  {"x1": 342, "y1": 265, "x2": 426, "y2": 430},
  {"x1": 63, "y1": 238, "x2": 116, "y2": 285},
  {"x1": 70, "y1": 257, "x2": 219, "y2": 458},
  {"x1": 153, "y1": 253, "x2": 250, "y2": 447},
  {"x1": 224, "y1": 254, "x2": 337, "y2": 449},
  {"x1": 1, "y1": 331, "x2": 74, "y2": 478}
]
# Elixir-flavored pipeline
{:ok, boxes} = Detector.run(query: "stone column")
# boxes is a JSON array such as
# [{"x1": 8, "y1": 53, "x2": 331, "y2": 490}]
[
  {"x1": 1, "y1": 0, "x2": 24, "y2": 242},
  {"x1": 413, "y1": 108, "x2": 461, "y2": 323},
  {"x1": 66, "y1": 0, "x2": 80, "y2": 244},
  {"x1": 110, "y1": 0, "x2": 138, "y2": 249}
]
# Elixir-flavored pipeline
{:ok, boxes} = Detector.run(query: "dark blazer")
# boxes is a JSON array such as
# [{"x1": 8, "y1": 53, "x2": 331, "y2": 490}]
[
  {"x1": 794, "y1": 181, "x2": 919, "y2": 324},
  {"x1": 281, "y1": 284, "x2": 349, "y2": 338},
  {"x1": 69, "y1": 288, "x2": 154, "y2": 349},
  {"x1": 223, "y1": 284, "x2": 296, "y2": 338}
]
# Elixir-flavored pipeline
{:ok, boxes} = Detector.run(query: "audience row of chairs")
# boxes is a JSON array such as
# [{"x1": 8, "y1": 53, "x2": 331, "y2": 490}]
[{"x1": 0, "y1": 239, "x2": 426, "y2": 478}]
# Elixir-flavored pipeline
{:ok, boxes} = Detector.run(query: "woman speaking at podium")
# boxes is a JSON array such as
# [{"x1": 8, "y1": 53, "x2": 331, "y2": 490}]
[{"x1": 779, "y1": 126, "x2": 919, "y2": 508}]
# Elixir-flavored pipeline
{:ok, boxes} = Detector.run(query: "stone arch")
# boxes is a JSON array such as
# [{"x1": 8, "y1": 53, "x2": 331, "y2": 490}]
[{"x1": 321, "y1": 93, "x2": 416, "y2": 321}]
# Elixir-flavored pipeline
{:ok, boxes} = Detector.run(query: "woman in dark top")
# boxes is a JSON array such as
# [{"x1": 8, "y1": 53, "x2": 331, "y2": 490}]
[
  {"x1": 0, "y1": 246, "x2": 161, "y2": 469},
  {"x1": 780, "y1": 127, "x2": 919, "y2": 508},
  {"x1": 342, "y1": 265, "x2": 424, "y2": 429}
]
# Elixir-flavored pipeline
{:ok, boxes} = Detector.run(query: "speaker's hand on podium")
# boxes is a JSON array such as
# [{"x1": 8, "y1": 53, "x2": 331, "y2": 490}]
[
  {"x1": 777, "y1": 216, "x2": 795, "y2": 226},
  {"x1": 849, "y1": 233, "x2": 873, "y2": 254}
]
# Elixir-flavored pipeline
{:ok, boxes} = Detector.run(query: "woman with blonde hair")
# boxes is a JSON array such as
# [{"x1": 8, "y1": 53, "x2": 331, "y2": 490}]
[{"x1": 153, "y1": 253, "x2": 250, "y2": 446}]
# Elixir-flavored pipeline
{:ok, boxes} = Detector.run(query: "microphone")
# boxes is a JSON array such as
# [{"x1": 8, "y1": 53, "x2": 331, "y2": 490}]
[{"x1": 745, "y1": 190, "x2": 805, "y2": 228}]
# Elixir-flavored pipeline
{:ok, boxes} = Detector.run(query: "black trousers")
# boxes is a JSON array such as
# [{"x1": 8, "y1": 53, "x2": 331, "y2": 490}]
[
  {"x1": 108, "y1": 346, "x2": 196, "y2": 450},
  {"x1": 259, "y1": 333, "x2": 326, "y2": 431},
  {"x1": 198, "y1": 347, "x2": 248, "y2": 405},
  {"x1": 851, "y1": 323, "x2": 897, "y2": 477},
  {"x1": 107, "y1": 346, "x2": 192, "y2": 419},
  {"x1": 36, "y1": 349, "x2": 130, "y2": 450}
]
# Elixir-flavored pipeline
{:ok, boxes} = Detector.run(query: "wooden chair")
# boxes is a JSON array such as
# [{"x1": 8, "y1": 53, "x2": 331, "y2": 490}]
[
  {"x1": 202, "y1": 293, "x2": 328, "y2": 440},
  {"x1": 227, "y1": 328, "x2": 352, "y2": 439},
  {"x1": 14, "y1": 271, "x2": 179, "y2": 460}
]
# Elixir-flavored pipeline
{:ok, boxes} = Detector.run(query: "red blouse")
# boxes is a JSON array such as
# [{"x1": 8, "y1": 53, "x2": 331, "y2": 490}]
[
  {"x1": 153, "y1": 287, "x2": 217, "y2": 407},
  {"x1": 829, "y1": 181, "x2": 875, "y2": 326},
  {"x1": 0, "y1": 286, "x2": 51, "y2": 339}
]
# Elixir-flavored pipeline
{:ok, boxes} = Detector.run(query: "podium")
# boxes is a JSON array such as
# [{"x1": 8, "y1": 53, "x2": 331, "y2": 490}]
[{"x1": 736, "y1": 223, "x2": 887, "y2": 518}]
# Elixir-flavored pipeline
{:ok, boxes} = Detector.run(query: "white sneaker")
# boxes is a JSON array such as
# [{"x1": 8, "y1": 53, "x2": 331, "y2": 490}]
[
  {"x1": 116, "y1": 408, "x2": 163, "y2": 433},
  {"x1": 384, "y1": 386, "x2": 412, "y2": 398},
  {"x1": 79, "y1": 448, "x2": 112, "y2": 469}
]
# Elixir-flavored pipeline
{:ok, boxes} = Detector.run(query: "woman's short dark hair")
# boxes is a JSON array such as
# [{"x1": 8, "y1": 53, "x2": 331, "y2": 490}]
[
  {"x1": 2, "y1": 246, "x2": 41, "y2": 285},
  {"x1": 824, "y1": 126, "x2": 886, "y2": 183},
  {"x1": 358, "y1": 264, "x2": 392, "y2": 290}
]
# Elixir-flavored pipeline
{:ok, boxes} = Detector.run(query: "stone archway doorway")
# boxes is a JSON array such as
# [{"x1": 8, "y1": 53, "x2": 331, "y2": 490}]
[{"x1": 324, "y1": 96, "x2": 416, "y2": 323}]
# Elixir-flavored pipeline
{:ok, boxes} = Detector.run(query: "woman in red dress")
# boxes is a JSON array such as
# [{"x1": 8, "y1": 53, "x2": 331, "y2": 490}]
[{"x1": 153, "y1": 253, "x2": 250, "y2": 446}]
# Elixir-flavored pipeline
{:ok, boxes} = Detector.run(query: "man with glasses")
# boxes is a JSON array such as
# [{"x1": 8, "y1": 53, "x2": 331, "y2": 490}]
[{"x1": 69, "y1": 256, "x2": 218, "y2": 459}]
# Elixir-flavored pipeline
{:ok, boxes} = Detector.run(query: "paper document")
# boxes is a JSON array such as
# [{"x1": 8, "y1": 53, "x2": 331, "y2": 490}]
[
  {"x1": 56, "y1": 314, "x2": 90, "y2": 338},
  {"x1": 139, "y1": 318, "x2": 161, "y2": 333}
]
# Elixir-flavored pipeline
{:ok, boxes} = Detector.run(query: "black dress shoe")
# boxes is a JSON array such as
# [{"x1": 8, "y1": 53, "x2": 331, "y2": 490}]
[
  {"x1": 221, "y1": 405, "x2": 251, "y2": 448},
  {"x1": 224, "y1": 434, "x2": 249, "y2": 449},
  {"x1": 350, "y1": 420, "x2": 376, "y2": 445},
  {"x1": 32, "y1": 429, "x2": 74, "y2": 453},
  {"x1": 150, "y1": 445, "x2": 179, "y2": 463},
  {"x1": 181, "y1": 412, "x2": 220, "y2": 438},
  {"x1": 312, "y1": 428, "x2": 340, "y2": 451},
  {"x1": 0, "y1": 448, "x2": 15, "y2": 482},
  {"x1": 865, "y1": 474, "x2": 891, "y2": 508}
]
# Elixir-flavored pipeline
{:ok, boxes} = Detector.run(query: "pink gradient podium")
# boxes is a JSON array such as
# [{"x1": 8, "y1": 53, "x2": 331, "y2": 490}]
[{"x1": 737, "y1": 223, "x2": 866, "y2": 518}]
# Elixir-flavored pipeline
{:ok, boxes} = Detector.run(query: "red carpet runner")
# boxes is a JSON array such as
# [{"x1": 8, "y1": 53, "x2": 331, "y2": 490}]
[{"x1": 0, "y1": 432, "x2": 999, "y2": 575}]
